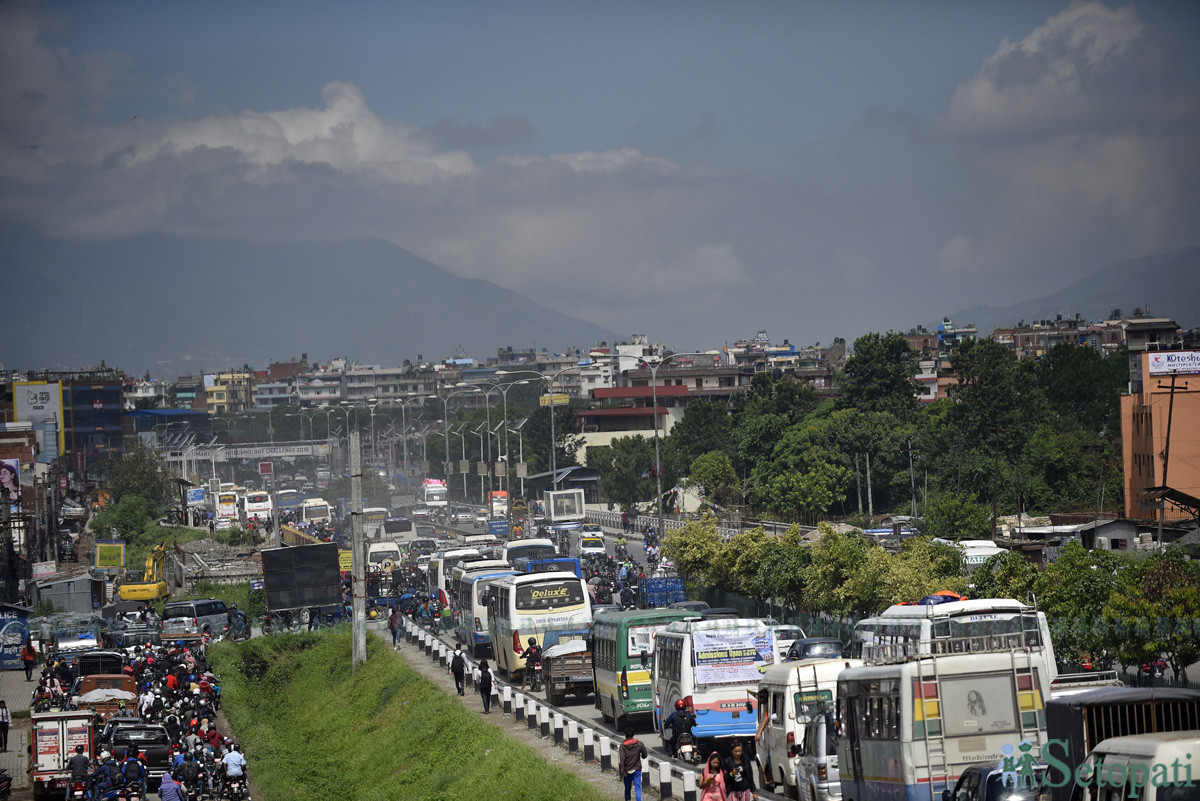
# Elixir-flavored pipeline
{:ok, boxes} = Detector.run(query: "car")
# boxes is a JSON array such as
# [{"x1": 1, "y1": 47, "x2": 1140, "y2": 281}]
[
  {"x1": 474, "y1": 510, "x2": 489, "y2": 527},
  {"x1": 941, "y1": 762, "x2": 1043, "y2": 801},
  {"x1": 580, "y1": 523, "x2": 603, "y2": 534},
  {"x1": 578, "y1": 535, "x2": 606, "y2": 558},
  {"x1": 451, "y1": 507, "x2": 474, "y2": 524},
  {"x1": 412, "y1": 505, "x2": 432, "y2": 519},
  {"x1": 785, "y1": 637, "x2": 845, "y2": 662},
  {"x1": 769, "y1": 624, "x2": 806, "y2": 659}
]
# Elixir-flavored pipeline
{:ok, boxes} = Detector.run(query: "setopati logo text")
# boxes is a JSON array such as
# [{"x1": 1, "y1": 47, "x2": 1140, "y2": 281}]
[{"x1": 998, "y1": 740, "x2": 1196, "y2": 797}]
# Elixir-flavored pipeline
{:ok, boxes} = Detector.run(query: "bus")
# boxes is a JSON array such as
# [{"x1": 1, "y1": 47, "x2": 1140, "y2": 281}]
[
  {"x1": 837, "y1": 648, "x2": 1052, "y2": 801},
  {"x1": 275, "y1": 488, "x2": 303, "y2": 516},
  {"x1": 501, "y1": 538, "x2": 557, "y2": 565},
  {"x1": 651, "y1": 618, "x2": 776, "y2": 752},
  {"x1": 422, "y1": 479, "x2": 449, "y2": 508},
  {"x1": 489, "y1": 490, "x2": 508, "y2": 517},
  {"x1": 215, "y1": 491, "x2": 240, "y2": 530},
  {"x1": 299, "y1": 498, "x2": 332, "y2": 527},
  {"x1": 485, "y1": 571, "x2": 592, "y2": 680},
  {"x1": 452, "y1": 566, "x2": 517, "y2": 656},
  {"x1": 850, "y1": 597, "x2": 1058, "y2": 679},
  {"x1": 591, "y1": 608, "x2": 693, "y2": 729},
  {"x1": 512, "y1": 556, "x2": 582, "y2": 579},
  {"x1": 427, "y1": 549, "x2": 481, "y2": 606},
  {"x1": 242, "y1": 490, "x2": 273, "y2": 523},
  {"x1": 363, "y1": 507, "x2": 388, "y2": 540}
]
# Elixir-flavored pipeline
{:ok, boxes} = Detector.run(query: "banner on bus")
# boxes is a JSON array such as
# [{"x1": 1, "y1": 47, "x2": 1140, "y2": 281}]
[{"x1": 692, "y1": 630, "x2": 775, "y2": 685}]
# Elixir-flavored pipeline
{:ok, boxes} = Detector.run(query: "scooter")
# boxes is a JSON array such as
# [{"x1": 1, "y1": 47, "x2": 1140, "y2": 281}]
[{"x1": 675, "y1": 731, "x2": 701, "y2": 765}]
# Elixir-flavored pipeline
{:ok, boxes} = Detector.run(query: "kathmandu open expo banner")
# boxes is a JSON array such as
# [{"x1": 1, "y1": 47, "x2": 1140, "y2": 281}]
[{"x1": 692, "y1": 629, "x2": 775, "y2": 685}]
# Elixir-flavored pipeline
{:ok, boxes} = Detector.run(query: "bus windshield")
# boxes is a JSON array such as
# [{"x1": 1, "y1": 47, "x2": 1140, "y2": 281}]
[
  {"x1": 507, "y1": 544, "x2": 558, "y2": 562},
  {"x1": 628, "y1": 624, "x2": 663, "y2": 657},
  {"x1": 516, "y1": 579, "x2": 585, "y2": 611}
]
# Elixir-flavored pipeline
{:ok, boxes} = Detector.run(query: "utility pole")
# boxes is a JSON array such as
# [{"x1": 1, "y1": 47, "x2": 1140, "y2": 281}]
[
  {"x1": 902, "y1": 438, "x2": 917, "y2": 518},
  {"x1": 854, "y1": 454, "x2": 863, "y2": 514},
  {"x1": 350, "y1": 431, "x2": 367, "y2": 669},
  {"x1": 865, "y1": 452, "x2": 874, "y2": 517},
  {"x1": 985, "y1": 424, "x2": 1009, "y2": 537}
]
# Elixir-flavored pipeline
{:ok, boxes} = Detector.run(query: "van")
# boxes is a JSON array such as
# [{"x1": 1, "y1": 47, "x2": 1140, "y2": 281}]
[
  {"x1": 162, "y1": 598, "x2": 229, "y2": 637},
  {"x1": 366, "y1": 542, "x2": 402, "y2": 572},
  {"x1": 797, "y1": 710, "x2": 840, "y2": 801},
  {"x1": 758, "y1": 658, "x2": 862, "y2": 796},
  {"x1": 1071, "y1": 730, "x2": 1200, "y2": 801}
]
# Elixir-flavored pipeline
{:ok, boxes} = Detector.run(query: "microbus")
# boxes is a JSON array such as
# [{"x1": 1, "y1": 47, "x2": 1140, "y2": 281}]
[
  {"x1": 501, "y1": 538, "x2": 558, "y2": 564},
  {"x1": 452, "y1": 567, "x2": 517, "y2": 656}
]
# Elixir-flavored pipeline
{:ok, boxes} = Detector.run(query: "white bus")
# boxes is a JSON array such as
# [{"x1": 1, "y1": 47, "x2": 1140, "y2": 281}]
[
  {"x1": 215, "y1": 491, "x2": 240, "y2": 530},
  {"x1": 836, "y1": 648, "x2": 1051, "y2": 801},
  {"x1": 501, "y1": 538, "x2": 557, "y2": 564},
  {"x1": 363, "y1": 507, "x2": 388, "y2": 540},
  {"x1": 485, "y1": 571, "x2": 592, "y2": 679},
  {"x1": 651, "y1": 618, "x2": 776, "y2": 751},
  {"x1": 452, "y1": 566, "x2": 516, "y2": 657},
  {"x1": 242, "y1": 490, "x2": 273, "y2": 523},
  {"x1": 851, "y1": 597, "x2": 1057, "y2": 677},
  {"x1": 299, "y1": 498, "x2": 332, "y2": 527},
  {"x1": 427, "y1": 549, "x2": 481, "y2": 606}
]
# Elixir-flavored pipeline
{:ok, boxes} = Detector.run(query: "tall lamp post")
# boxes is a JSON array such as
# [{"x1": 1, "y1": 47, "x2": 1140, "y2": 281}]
[
  {"x1": 640, "y1": 352, "x2": 716, "y2": 539},
  {"x1": 499, "y1": 368, "x2": 578, "y2": 492},
  {"x1": 438, "y1": 386, "x2": 482, "y2": 500},
  {"x1": 510, "y1": 418, "x2": 529, "y2": 498},
  {"x1": 394, "y1": 395, "x2": 431, "y2": 480},
  {"x1": 480, "y1": 379, "x2": 531, "y2": 516}
]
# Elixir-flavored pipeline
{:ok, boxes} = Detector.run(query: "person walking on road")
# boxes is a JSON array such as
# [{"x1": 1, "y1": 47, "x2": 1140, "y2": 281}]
[
  {"x1": 723, "y1": 740, "x2": 758, "y2": 801},
  {"x1": 700, "y1": 751, "x2": 727, "y2": 801},
  {"x1": 450, "y1": 647, "x2": 466, "y2": 696},
  {"x1": 476, "y1": 659, "x2": 494, "y2": 713},
  {"x1": 20, "y1": 640, "x2": 36, "y2": 681},
  {"x1": 618, "y1": 729, "x2": 648, "y2": 801},
  {"x1": 387, "y1": 609, "x2": 400, "y2": 649},
  {"x1": 0, "y1": 700, "x2": 10, "y2": 751}
]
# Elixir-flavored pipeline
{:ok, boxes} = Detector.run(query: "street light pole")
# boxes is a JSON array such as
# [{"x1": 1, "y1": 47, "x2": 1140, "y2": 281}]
[
  {"x1": 642, "y1": 352, "x2": 714, "y2": 540},
  {"x1": 439, "y1": 386, "x2": 482, "y2": 501}
]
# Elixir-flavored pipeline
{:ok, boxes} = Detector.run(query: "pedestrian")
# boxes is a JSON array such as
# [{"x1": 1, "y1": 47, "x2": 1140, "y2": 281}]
[
  {"x1": 20, "y1": 640, "x2": 36, "y2": 681},
  {"x1": 723, "y1": 739, "x2": 758, "y2": 801},
  {"x1": 0, "y1": 701, "x2": 9, "y2": 751},
  {"x1": 38, "y1": 617, "x2": 52, "y2": 654},
  {"x1": 618, "y1": 728, "x2": 648, "y2": 801},
  {"x1": 449, "y1": 646, "x2": 466, "y2": 696},
  {"x1": 700, "y1": 751, "x2": 727, "y2": 801},
  {"x1": 387, "y1": 609, "x2": 400, "y2": 648},
  {"x1": 476, "y1": 659, "x2": 493, "y2": 713}
]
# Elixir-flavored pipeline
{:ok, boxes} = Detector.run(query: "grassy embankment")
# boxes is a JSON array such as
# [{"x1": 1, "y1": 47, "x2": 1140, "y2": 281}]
[{"x1": 209, "y1": 631, "x2": 610, "y2": 801}]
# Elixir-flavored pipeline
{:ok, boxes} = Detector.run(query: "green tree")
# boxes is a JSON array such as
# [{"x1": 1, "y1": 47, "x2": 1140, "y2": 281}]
[
  {"x1": 662, "y1": 515, "x2": 728, "y2": 590},
  {"x1": 919, "y1": 492, "x2": 992, "y2": 540},
  {"x1": 1038, "y1": 542, "x2": 1127, "y2": 667},
  {"x1": 109, "y1": 443, "x2": 172, "y2": 510},
  {"x1": 688, "y1": 450, "x2": 741, "y2": 507},
  {"x1": 756, "y1": 461, "x2": 851, "y2": 520},
  {"x1": 92, "y1": 494, "x2": 153, "y2": 543},
  {"x1": 839, "y1": 332, "x2": 920, "y2": 420},
  {"x1": 667, "y1": 399, "x2": 734, "y2": 469},
  {"x1": 969, "y1": 551, "x2": 1040, "y2": 600},
  {"x1": 724, "y1": 528, "x2": 776, "y2": 607},
  {"x1": 801, "y1": 526, "x2": 875, "y2": 616},
  {"x1": 1038, "y1": 343, "x2": 1128, "y2": 435},
  {"x1": 523, "y1": 405, "x2": 584, "y2": 476},
  {"x1": 757, "y1": 534, "x2": 811, "y2": 616},
  {"x1": 594, "y1": 436, "x2": 657, "y2": 509}
]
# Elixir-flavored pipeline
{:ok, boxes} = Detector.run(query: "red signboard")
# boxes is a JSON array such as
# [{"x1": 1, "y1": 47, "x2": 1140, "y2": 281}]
[{"x1": 258, "y1": 461, "x2": 273, "y2": 476}]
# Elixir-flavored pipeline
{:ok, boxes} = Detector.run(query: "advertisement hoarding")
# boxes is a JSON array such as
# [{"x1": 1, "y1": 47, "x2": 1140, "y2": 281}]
[
  {"x1": 539, "y1": 393, "x2": 570, "y2": 407},
  {"x1": 692, "y1": 629, "x2": 776, "y2": 685},
  {"x1": 544, "y1": 489, "x2": 585, "y2": 523},
  {"x1": 0, "y1": 458, "x2": 20, "y2": 506},
  {"x1": 1147, "y1": 350, "x2": 1200, "y2": 376},
  {"x1": 94, "y1": 541, "x2": 126, "y2": 570},
  {"x1": 13, "y1": 381, "x2": 65, "y2": 457}
]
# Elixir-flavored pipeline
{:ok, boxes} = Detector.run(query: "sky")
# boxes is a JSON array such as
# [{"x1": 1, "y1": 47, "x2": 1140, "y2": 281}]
[{"x1": 2, "y1": 0, "x2": 1199, "y2": 356}]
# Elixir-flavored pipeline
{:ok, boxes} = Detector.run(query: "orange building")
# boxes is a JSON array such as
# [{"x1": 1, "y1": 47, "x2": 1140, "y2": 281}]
[{"x1": 1120, "y1": 349, "x2": 1200, "y2": 523}]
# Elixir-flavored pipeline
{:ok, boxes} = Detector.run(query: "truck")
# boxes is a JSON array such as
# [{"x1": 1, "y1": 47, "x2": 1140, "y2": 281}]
[
  {"x1": 73, "y1": 674, "x2": 138, "y2": 721},
  {"x1": 30, "y1": 710, "x2": 95, "y2": 798},
  {"x1": 1044, "y1": 687, "x2": 1200, "y2": 801},
  {"x1": 539, "y1": 629, "x2": 593, "y2": 706},
  {"x1": 107, "y1": 722, "x2": 173, "y2": 787}
]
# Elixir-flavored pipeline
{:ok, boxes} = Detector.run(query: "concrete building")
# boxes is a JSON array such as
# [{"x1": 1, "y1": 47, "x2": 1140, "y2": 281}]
[
  {"x1": 1120, "y1": 347, "x2": 1200, "y2": 524},
  {"x1": 205, "y1": 372, "x2": 255, "y2": 414}
]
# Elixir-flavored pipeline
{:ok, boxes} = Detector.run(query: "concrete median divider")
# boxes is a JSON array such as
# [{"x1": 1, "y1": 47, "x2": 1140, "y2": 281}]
[
  {"x1": 514, "y1": 692, "x2": 526, "y2": 722},
  {"x1": 539, "y1": 705, "x2": 550, "y2": 738},
  {"x1": 658, "y1": 760, "x2": 673, "y2": 799},
  {"x1": 599, "y1": 737, "x2": 612, "y2": 773},
  {"x1": 552, "y1": 711, "x2": 564, "y2": 745},
  {"x1": 567, "y1": 720, "x2": 578, "y2": 754},
  {"x1": 527, "y1": 698, "x2": 538, "y2": 730},
  {"x1": 501, "y1": 684, "x2": 512, "y2": 714},
  {"x1": 583, "y1": 728, "x2": 595, "y2": 762},
  {"x1": 682, "y1": 769, "x2": 697, "y2": 801}
]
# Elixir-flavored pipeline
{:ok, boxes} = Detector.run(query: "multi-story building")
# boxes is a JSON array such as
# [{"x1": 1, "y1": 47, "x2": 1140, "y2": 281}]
[
  {"x1": 1120, "y1": 346, "x2": 1200, "y2": 524},
  {"x1": 205, "y1": 372, "x2": 255, "y2": 415}
]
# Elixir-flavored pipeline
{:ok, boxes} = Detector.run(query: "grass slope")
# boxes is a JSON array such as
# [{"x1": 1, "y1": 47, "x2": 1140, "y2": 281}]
[{"x1": 210, "y1": 632, "x2": 609, "y2": 801}]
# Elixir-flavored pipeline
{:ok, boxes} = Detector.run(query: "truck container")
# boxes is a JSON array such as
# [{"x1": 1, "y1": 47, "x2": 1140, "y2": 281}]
[
  {"x1": 541, "y1": 629, "x2": 593, "y2": 706},
  {"x1": 30, "y1": 710, "x2": 95, "y2": 797}
]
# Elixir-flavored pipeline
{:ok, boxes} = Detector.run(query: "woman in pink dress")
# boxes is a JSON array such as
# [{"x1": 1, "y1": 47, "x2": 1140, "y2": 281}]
[{"x1": 700, "y1": 751, "x2": 727, "y2": 801}]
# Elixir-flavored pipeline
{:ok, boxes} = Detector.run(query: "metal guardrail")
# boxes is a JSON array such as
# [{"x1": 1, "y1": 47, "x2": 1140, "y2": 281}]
[{"x1": 397, "y1": 615, "x2": 788, "y2": 801}]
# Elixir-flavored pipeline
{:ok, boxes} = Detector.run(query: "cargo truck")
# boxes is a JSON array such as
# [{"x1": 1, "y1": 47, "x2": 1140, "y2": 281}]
[{"x1": 30, "y1": 710, "x2": 95, "y2": 798}]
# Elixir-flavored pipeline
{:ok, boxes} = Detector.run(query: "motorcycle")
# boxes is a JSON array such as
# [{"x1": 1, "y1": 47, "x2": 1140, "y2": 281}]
[
  {"x1": 118, "y1": 781, "x2": 146, "y2": 801},
  {"x1": 224, "y1": 775, "x2": 247, "y2": 801},
  {"x1": 675, "y1": 731, "x2": 701, "y2": 765},
  {"x1": 181, "y1": 779, "x2": 204, "y2": 801},
  {"x1": 526, "y1": 661, "x2": 544, "y2": 693},
  {"x1": 67, "y1": 778, "x2": 88, "y2": 799}
]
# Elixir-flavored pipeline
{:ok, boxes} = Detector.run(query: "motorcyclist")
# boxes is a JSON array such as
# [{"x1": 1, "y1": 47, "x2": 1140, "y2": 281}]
[
  {"x1": 117, "y1": 751, "x2": 146, "y2": 789},
  {"x1": 519, "y1": 637, "x2": 543, "y2": 688},
  {"x1": 88, "y1": 751, "x2": 119, "y2": 799},
  {"x1": 175, "y1": 751, "x2": 203, "y2": 796},
  {"x1": 65, "y1": 744, "x2": 91, "y2": 798},
  {"x1": 667, "y1": 699, "x2": 697, "y2": 757},
  {"x1": 113, "y1": 700, "x2": 138, "y2": 719},
  {"x1": 219, "y1": 742, "x2": 248, "y2": 795}
]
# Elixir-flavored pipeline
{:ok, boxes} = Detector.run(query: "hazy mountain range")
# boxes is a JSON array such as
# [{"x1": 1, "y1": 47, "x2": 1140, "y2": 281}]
[
  {"x1": 948, "y1": 246, "x2": 1200, "y2": 337},
  {"x1": 2, "y1": 230, "x2": 618, "y2": 376},
  {"x1": 2, "y1": 229, "x2": 1197, "y2": 378}
]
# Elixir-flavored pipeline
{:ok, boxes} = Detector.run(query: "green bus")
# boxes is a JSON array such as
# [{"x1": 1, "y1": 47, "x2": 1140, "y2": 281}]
[{"x1": 591, "y1": 608, "x2": 694, "y2": 729}]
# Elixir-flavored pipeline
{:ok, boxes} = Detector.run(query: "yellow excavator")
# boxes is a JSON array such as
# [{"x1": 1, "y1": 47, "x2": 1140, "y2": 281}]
[{"x1": 115, "y1": 543, "x2": 169, "y2": 601}]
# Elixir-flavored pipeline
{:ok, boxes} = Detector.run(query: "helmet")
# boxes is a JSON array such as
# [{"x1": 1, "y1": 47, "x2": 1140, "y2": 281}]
[
  {"x1": 528, "y1": 637, "x2": 537, "y2": 646},
  {"x1": 176, "y1": 640, "x2": 185, "y2": 647},
  {"x1": 100, "y1": 751, "x2": 111, "y2": 761},
  {"x1": 674, "y1": 699, "x2": 686, "y2": 711},
  {"x1": 231, "y1": 604, "x2": 237, "y2": 610},
  {"x1": 117, "y1": 701, "x2": 126, "y2": 709}
]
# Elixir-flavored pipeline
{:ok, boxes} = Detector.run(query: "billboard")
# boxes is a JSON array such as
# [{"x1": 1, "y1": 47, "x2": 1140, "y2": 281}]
[
  {"x1": 261, "y1": 543, "x2": 341, "y2": 611},
  {"x1": 544, "y1": 488, "x2": 585, "y2": 523},
  {"x1": 14, "y1": 381, "x2": 65, "y2": 457},
  {"x1": 0, "y1": 459, "x2": 20, "y2": 506},
  {"x1": 1147, "y1": 350, "x2": 1200, "y2": 376},
  {"x1": 539, "y1": 393, "x2": 570, "y2": 407},
  {"x1": 94, "y1": 541, "x2": 127, "y2": 570}
]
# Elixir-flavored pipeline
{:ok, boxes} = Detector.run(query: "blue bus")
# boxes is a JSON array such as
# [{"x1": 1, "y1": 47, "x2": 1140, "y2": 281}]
[{"x1": 512, "y1": 556, "x2": 583, "y2": 579}]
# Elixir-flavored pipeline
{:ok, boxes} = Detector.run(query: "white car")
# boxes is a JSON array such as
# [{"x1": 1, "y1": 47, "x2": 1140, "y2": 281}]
[
  {"x1": 474, "y1": 510, "x2": 489, "y2": 527},
  {"x1": 578, "y1": 535, "x2": 606, "y2": 558}
]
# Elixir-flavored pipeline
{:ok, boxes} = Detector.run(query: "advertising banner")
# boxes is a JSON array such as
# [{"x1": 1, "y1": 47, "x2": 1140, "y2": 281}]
[
  {"x1": 94, "y1": 541, "x2": 127, "y2": 570},
  {"x1": 539, "y1": 393, "x2": 570, "y2": 407},
  {"x1": 32, "y1": 561, "x2": 56, "y2": 580},
  {"x1": 0, "y1": 458, "x2": 20, "y2": 505},
  {"x1": 14, "y1": 381, "x2": 64, "y2": 456},
  {"x1": 692, "y1": 629, "x2": 775, "y2": 685},
  {"x1": 0, "y1": 606, "x2": 30, "y2": 669},
  {"x1": 187, "y1": 488, "x2": 206, "y2": 506},
  {"x1": 1147, "y1": 350, "x2": 1200, "y2": 376}
]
